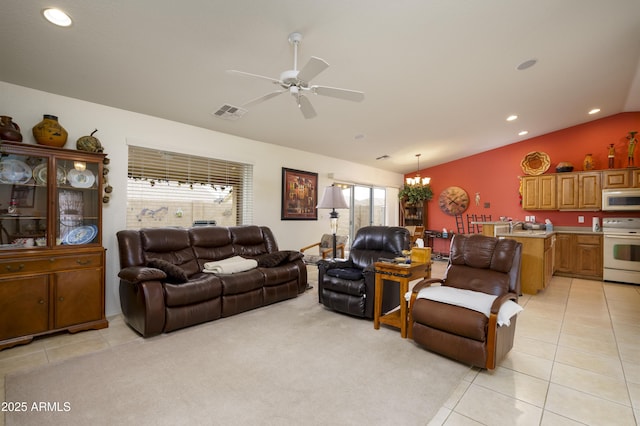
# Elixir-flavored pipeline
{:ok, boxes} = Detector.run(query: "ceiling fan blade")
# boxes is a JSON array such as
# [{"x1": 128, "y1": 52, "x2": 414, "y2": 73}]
[
  {"x1": 226, "y1": 70, "x2": 282, "y2": 85},
  {"x1": 312, "y1": 85, "x2": 365, "y2": 102},
  {"x1": 296, "y1": 56, "x2": 329, "y2": 83},
  {"x1": 297, "y1": 95, "x2": 317, "y2": 119},
  {"x1": 241, "y1": 90, "x2": 284, "y2": 108}
]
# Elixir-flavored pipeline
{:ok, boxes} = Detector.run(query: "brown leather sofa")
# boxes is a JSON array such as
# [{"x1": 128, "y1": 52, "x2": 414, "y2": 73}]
[{"x1": 117, "y1": 225, "x2": 307, "y2": 337}]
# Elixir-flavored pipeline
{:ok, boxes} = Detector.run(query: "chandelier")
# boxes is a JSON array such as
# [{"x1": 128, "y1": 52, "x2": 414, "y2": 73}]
[{"x1": 405, "y1": 153, "x2": 430, "y2": 186}]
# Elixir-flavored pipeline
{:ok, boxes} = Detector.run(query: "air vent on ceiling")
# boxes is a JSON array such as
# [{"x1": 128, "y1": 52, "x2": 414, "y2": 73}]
[{"x1": 212, "y1": 104, "x2": 247, "y2": 120}]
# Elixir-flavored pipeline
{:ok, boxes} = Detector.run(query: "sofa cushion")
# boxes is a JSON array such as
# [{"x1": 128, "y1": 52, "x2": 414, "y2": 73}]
[
  {"x1": 163, "y1": 273, "x2": 223, "y2": 307},
  {"x1": 255, "y1": 251, "x2": 290, "y2": 267},
  {"x1": 147, "y1": 258, "x2": 189, "y2": 283},
  {"x1": 326, "y1": 267, "x2": 363, "y2": 281}
]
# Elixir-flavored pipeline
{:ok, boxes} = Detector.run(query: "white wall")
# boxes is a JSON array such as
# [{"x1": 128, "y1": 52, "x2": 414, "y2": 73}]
[{"x1": 0, "y1": 81, "x2": 403, "y2": 316}]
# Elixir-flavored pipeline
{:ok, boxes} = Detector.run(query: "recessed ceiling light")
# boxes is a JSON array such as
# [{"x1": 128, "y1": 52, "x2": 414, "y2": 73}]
[
  {"x1": 42, "y1": 8, "x2": 73, "y2": 27},
  {"x1": 588, "y1": 108, "x2": 601, "y2": 115},
  {"x1": 518, "y1": 130, "x2": 529, "y2": 136},
  {"x1": 516, "y1": 59, "x2": 537, "y2": 71},
  {"x1": 506, "y1": 115, "x2": 518, "y2": 122}
]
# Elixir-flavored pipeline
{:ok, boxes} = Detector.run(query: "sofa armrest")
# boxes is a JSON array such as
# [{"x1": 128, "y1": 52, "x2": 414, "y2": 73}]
[
  {"x1": 411, "y1": 278, "x2": 444, "y2": 294},
  {"x1": 118, "y1": 266, "x2": 166, "y2": 283},
  {"x1": 490, "y1": 292, "x2": 518, "y2": 314},
  {"x1": 119, "y1": 278, "x2": 166, "y2": 337},
  {"x1": 318, "y1": 258, "x2": 353, "y2": 273}
]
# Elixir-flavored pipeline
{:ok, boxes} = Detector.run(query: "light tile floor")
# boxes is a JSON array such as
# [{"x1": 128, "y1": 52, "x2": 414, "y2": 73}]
[
  {"x1": 1, "y1": 262, "x2": 639, "y2": 425},
  {"x1": 427, "y1": 261, "x2": 640, "y2": 426}
]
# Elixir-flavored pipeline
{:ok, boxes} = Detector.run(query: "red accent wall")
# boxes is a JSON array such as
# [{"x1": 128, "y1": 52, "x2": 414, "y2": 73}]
[{"x1": 406, "y1": 112, "x2": 640, "y2": 254}]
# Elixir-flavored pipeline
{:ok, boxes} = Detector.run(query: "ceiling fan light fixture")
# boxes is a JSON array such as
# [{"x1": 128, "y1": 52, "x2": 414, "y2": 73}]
[
  {"x1": 42, "y1": 8, "x2": 72, "y2": 27},
  {"x1": 406, "y1": 154, "x2": 430, "y2": 186}
]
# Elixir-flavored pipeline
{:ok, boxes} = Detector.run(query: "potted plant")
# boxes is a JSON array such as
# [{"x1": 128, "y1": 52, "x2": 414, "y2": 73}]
[{"x1": 398, "y1": 183, "x2": 433, "y2": 205}]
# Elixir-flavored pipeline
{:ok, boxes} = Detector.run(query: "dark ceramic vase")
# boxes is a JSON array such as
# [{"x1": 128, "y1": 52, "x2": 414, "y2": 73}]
[
  {"x1": 32, "y1": 114, "x2": 68, "y2": 147},
  {"x1": 0, "y1": 116, "x2": 23, "y2": 142}
]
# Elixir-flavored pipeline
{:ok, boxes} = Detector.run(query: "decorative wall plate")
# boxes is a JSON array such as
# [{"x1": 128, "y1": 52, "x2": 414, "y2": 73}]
[
  {"x1": 0, "y1": 159, "x2": 32, "y2": 184},
  {"x1": 67, "y1": 169, "x2": 95, "y2": 188},
  {"x1": 521, "y1": 151, "x2": 550, "y2": 175},
  {"x1": 34, "y1": 164, "x2": 68, "y2": 185},
  {"x1": 63, "y1": 225, "x2": 97, "y2": 245}
]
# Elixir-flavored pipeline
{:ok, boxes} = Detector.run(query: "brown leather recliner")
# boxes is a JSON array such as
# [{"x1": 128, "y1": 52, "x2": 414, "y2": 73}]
[
  {"x1": 408, "y1": 234, "x2": 522, "y2": 369},
  {"x1": 318, "y1": 226, "x2": 410, "y2": 319}
]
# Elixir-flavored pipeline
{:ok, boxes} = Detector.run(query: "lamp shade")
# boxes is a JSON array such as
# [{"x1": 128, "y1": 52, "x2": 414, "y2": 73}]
[{"x1": 317, "y1": 185, "x2": 348, "y2": 209}]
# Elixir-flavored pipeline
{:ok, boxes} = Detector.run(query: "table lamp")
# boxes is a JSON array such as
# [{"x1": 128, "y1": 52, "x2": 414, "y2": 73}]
[{"x1": 317, "y1": 184, "x2": 348, "y2": 259}]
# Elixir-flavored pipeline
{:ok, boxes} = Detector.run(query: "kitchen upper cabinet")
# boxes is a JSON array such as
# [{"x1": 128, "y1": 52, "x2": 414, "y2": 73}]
[
  {"x1": 602, "y1": 168, "x2": 640, "y2": 188},
  {"x1": 602, "y1": 169, "x2": 631, "y2": 188},
  {"x1": 521, "y1": 175, "x2": 556, "y2": 210},
  {"x1": 522, "y1": 171, "x2": 602, "y2": 211},
  {"x1": 632, "y1": 169, "x2": 640, "y2": 187},
  {"x1": 557, "y1": 172, "x2": 601, "y2": 210}
]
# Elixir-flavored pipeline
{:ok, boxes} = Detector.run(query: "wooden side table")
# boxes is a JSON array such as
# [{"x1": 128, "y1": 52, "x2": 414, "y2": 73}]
[{"x1": 373, "y1": 261, "x2": 431, "y2": 338}]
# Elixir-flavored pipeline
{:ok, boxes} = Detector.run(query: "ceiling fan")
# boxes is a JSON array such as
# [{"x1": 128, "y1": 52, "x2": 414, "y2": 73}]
[{"x1": 227, "y1": 32, "x2": 364, "y2": 119}]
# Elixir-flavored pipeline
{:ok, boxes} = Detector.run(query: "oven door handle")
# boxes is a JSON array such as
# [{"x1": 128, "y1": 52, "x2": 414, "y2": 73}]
[{"x1": 604, "y1": 234, "x2": 640, "y2": 240}]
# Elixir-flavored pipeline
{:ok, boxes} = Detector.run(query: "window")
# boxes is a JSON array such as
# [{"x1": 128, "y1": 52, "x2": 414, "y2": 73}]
[
  {"x1": 335, "y1": 184, "x2": 386, "y2": 244},
  {"x1": 126, "y1": 146, "x2": 253, "y2": 229}
]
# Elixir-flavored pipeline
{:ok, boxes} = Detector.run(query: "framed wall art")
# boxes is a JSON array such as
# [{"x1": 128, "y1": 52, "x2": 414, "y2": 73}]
[
  {"x1": 11, "y1": 185, "x2": 35, "y2": 208},
  {"x1": 281, "y1": 167, "x2": 318, "y2": 220}
]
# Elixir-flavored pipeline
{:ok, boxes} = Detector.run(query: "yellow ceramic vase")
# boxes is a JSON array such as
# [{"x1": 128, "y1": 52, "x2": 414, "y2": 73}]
[{"x1": 32, "y1": 114, "x2": 68, "y2": 148}]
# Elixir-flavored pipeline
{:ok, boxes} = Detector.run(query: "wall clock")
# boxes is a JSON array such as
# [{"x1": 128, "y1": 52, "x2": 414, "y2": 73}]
[{"x1": 438, "y1": 186, "x2": 469, "y2": 216}]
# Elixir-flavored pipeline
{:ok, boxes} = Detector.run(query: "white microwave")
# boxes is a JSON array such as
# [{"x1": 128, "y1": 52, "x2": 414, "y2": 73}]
[{"x1": 602, "y1": 188, "x2": 640, "y2": 211}]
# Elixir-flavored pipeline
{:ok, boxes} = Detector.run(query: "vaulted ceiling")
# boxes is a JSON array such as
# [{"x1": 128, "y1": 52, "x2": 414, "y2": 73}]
[{"x1": 1, "y1": 0, "x2": 639, "y2": 174}]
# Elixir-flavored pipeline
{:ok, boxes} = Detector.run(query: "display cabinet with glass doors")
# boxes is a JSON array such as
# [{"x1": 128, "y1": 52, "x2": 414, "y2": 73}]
[{"x1": 0, "y1": 141, "x2": 107, "y2": 350}]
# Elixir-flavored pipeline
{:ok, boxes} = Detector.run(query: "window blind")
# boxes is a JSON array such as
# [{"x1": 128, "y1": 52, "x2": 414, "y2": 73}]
[{"x1": 127, "y1": 145, "x2": 253, "y2": 227}]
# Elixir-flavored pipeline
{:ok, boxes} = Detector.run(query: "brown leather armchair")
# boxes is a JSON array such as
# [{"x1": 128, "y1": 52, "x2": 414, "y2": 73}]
[
  {"x1": 318, "y1": 226, "x2": 410, "y2": 319},
  {"x1": 408, "y1": 234, "x2": 522, "y2": 369}
]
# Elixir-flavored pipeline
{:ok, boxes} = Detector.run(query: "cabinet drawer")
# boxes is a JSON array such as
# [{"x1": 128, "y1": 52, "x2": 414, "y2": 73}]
[
  {"x1": 575, "y1": 234, "x2": 601, "y2": 245},
  {"x1": 0, "y1": 253, "x2": 103, "y2": 276}
]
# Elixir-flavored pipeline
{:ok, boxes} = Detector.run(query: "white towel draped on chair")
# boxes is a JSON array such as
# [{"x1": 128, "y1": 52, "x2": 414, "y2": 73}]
[{"x1": 407, "y1": 285, "x2": 523, "y2": 326}]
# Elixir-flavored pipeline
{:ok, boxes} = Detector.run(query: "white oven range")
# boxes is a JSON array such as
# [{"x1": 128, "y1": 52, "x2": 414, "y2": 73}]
[{"x1": 603, "y1": 217, "x2": 640, "y2": 285}]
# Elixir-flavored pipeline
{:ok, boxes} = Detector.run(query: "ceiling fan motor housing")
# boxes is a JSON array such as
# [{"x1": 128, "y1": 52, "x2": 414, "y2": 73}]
[{"x1": 280, "y1": 69, "x2": 301, "y2": 86}]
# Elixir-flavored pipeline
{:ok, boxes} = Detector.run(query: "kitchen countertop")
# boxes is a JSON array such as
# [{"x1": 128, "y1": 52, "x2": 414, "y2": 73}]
[{"x1": 491, "y1": 224, "x2": 602, "y2": 238}]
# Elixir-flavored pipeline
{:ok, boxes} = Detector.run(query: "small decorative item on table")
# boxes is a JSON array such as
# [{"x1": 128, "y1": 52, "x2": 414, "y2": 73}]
[{"x1": 411, "y1": 247, "x2": 431, "y2": 264}]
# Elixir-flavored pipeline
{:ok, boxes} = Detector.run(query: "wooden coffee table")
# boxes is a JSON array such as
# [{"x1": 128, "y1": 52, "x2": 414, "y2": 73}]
[{"x1": 373, "y1": 261, "x2": 431, "y2": 338}]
